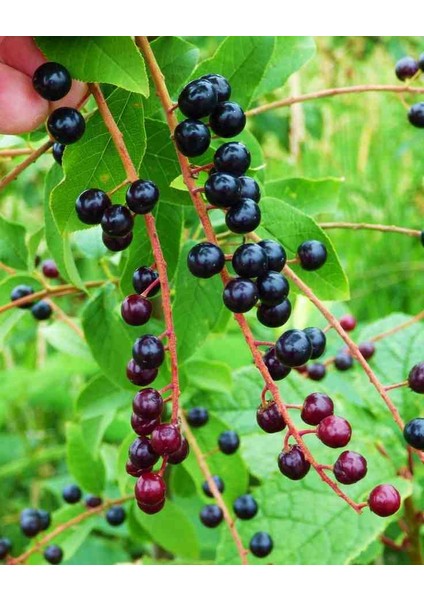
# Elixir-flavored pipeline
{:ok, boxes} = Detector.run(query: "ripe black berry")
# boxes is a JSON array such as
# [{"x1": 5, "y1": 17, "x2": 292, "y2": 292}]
[
  {"x1": 133, "y1": 388, "x2": 163, "y2": 420},
  {"x1": 52, "y1": 142, "x2": 65, "y2": 165},
  {"x1": 256, "y1": 401, "x2": 286, "y2": 433},
  {"x1": 403, "y1": 418, "x2": 424, "y2": 450},
  {"x1": 257, "y1": 298, "x2": 292, "y2": 328},
  {"x1": 10, "y1": 284, "x2": 34, "y2": 308},
  {"x1": 47, "y1": 107, "x2": 85, "y2": 144},
  {"x1": 334, "y1": 352, "x2": 353, "y2": 371},
  {"x1": 303, "y1": 327, "x2": 326, "y2": 359},
  {"x1": 202, "y1": 475, "x2": 225, "y2": 498},
  {"x1": 62, "y1": 484, "x2": 82, "y2": 504},
  {"x1": 121, "y1": 295, "x2": 152, "y2": 326},
  {"x1": 44, "y1": 544, "x2": 63, "y2": 565},
  {"x1": 368, "y1": 484, "x2": 401, "y2": 517},
  {"x1": 85, "y1": 495, "x2": 102, "y2": 508},
  {"x1": 178, "y1": 79, "x2": 217, "y2": 119},
  {"x1": 233, "y1": 495, "x2": 258, "y2": 520},
  {"x1": 102, "y1": 231, "x2": 133, "y2": 252},
  {"x1": 132, "y1": 266, "x2": 160, "y2": 296},
  {"x1": 257, "y1": 271, "x2": 289, "y2": 306},
  {"x1": 200, "y1": 505, "x2": 223, "y2": 528},
  {"x1": 249, "y1": 532, "x2": 273, "y2": 558},
  {"x1": 131, "y1": 413, "x2": 160, "y2": 436},
  {"x1": 187, "y1": 407, "x2": 209, "y2": 427},
  {"x1": 339, "y1": 314, "x2": 357, "y2": 331},
  {"x1": 209, "y1": 101, "x2": 246, "y2": 138},
  {"x1": 151, "y1": 423, "x2": 182, "y2": 456},
  {"x1": 126, "y1": 359, "x2": 158, "y2": 387},
  {"x1": 174, "y1": 119, "x2": 211, "y2": 157},
  {"x1": 317, "y1": 415, "x2": 352, "y2": 448},
  {"x1": 333, "y1": 451, "x2": 367, "y2": 485},
  {"x1": 275, "y1": 329, "x2": 312, "y2": 367},
  {"x1": 297, "y1": 240, "x2": 327, "y2": 271},
  {"x1": 204, "y1": 172, "x2": 241, "y2": 207},
  {"x1": 135, "y1": 472, "x2": 166, "y2": 506},
  {"x1": 307, "y1": 363, "x2": 326, "y2": 381},
  {"x1": 38, "y1": 509, "x2": 51, "y2": 531},
  {"x1": 278, "y1": 445, "x2": 311, "y2": 480},
  {"x1": 132, "y1": 335, "x2": 165, "y2": 369},
  {"x1": 408, "y1": 103, "x2": 424, "y2": 128},
  {"x1": 20, "y1": 511, "x2": 41, "y2": 537},
  {"x1": 232, "y1": 243, "x2": 268, "y2": 278},
  {"x1": 31, "y1": 300, "x2": 52, "y2": 321},
  {"x1": 358, "y1": 341, "x2": 375, "y2": 360},
  {"x1": 167, "y1": 438, "x2": 190, "y2": 464},
  {"x1": 101, "y1": 204, "x2": 133, "y2": 237},
  {"x1": 239, "y1": 176, "x2": 261, "y2": 203},
  {"x1": 263, "y1": 348, "x2": 291, "y2": 381},
  {"x1": 301, "y1": 392, "x2": 334, "y2": 425},
  {"x1": 42, "y1": 259, "x2": 59, "y2": 279},
  {"x1": 395, "y1": 56, "x2": 419, "y2": 81},
  {"x1": 187, "y1": 242, "x2": 225, "y2": 278},
  {"x1": 76, "y1": 189, "x2": 111, "y2": 225},
  {"x1": 419, "y1": 53, "x2": 424, "y2": 71},
  {"x1": 201, "y1": 74, "x2": 231, "y2": 102},
  {"x1": 0, "y1": 538, "x2": 12, "y2": 559},
  {"x1": 218, "y1": 430, "x2": 240, "y2": 454},
  {"x1": 223, "y1": 278, "x2": 258, "y2": 313},
  {"x1": 214, "y1": 142, "x2": 251, "y2": 176},
  {"x1": 33, "y1": 62, "x2": 71, "y2": 101},
  {"x1": 258, "y1": 240, "x2": 286, "y2": 270},
  {"x1": 408, "y1": 362, "x2": 424, "y2": 393},
  {"x1": 226, "y1": 198, "x2": 261, "y2": 234},
  {"x1": 106, "y1": 506, "x2": 126, "y2": 526},
  {"x1": 129, "y1": 437, "x2": 159, "y2": 470},
  {"x1": 126, "y1": 180, "x2": 159, "y2": 214}
]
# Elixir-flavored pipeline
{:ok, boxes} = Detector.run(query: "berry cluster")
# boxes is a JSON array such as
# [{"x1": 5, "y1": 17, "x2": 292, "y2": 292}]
[
  {"x1": 9, "y1": 259, "x2": 60, "y2": 321},
  {"x1": 393, "y1": 54, "x2": 424, "y2": 128}
]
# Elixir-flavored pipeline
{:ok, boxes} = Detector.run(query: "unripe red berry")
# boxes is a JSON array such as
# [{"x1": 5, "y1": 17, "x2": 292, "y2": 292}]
[
  {"x1": 151, "y1": 423, "x2": 182, "y2": 456},
  {"x1": 135, "y1": 472, "x2": 166, "y2": 506}
]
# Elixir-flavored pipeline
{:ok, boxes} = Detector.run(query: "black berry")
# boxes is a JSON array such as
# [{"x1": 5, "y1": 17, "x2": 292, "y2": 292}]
[
  {"x1": 44, "y1": 544, "x2": 63, "y2": 565},
  {"x1": 258, "y1": 240, "x2": 286, "y2": 270},
  {"x1": 301, "y1": 392, "x2": 334, "y2": 425},
  {"x1": 42, "y1": 259, "x2": 59, "y2": 279},
  {"x1": 31, "y1": 300, "x2": 52, "y2": 321},
  {"x1": 129, "y1": 436, "x2": 159, "y2": 470},
  {"x1": 135, "y1": 472, "x2": 166, "y2": 507},
  {"x1": 76, "y1": 189, "x2": 111, "y2": 225},
  {"x1": 187, "y1": 407, "x2": 209, "y2": 427},
  {"x1": 317, "y1": 415, "x2": 352, "y2": 448},
  {"x1": 47, "y1": 107, "x2": 85, "y2": 144},
  {"x1": 0, "y1": 538, "x2": 12, "y2": 560},
  {"x1": 174, "y1": 119, "x2": 211, "y2": 157},
  {"x1": 333, "y1": 451, "x2": 367, "y2": 484},
  {"x1": 204, "y1": 172, "x2": 241, "y2": 207},
  {"x1": 214, "y1": 142, "x2": 251, "y2": 176},
  {"x1": 209, "y1": 101, "x2": 246, "y2": 138},
  {"x1": 257, "y1": 298, "x2": 292, "y2": 328},
  {"x1": 85, "y1": 495, "x2": 102, "y2": 508},
  {"x1": 403, "y1": 418, "x2": 424, "y2": 450},
  {"x1": 218, "y1": 431, "x2": 240, "y2": 454},
  {"x1": 408, "y1": 103, "x2": 424, "y2": 128},
  {"x1": 239, "y1": 176, "x2": 261, "y2": 203},
  {"x1": 106, "y1": 506, "x2": 126, "y2": 526},
  {"x1": 339, "y1": 314, "x2": 357, "y2": 331},
  {"x1": 167, "y1": 438, "x2": 190, "y2": 464},
  {"x1": 275, "y1": 329, "x2": 313, "y2": 367},
  {"x1": 226, "y1": 198, "x2": 261, "y2": 234},
  {"x1": 202, "y1": 475, "x2": 225, "y2": 498},
  {"x1": 395, "y1": 57, "x2": 419, "y2": 81},
  {"x1": 187, "y1": 242, "x2": 225, "y2": 278},
  {"x1": 201, "y1": 74, "x2": 231, "y2": 102},
  {"x1": 256, "y1": 401, "x2": 286, "y2": 433},
  {"x1": 297, "y1": 240, "x2": 327, "y2": 271},
  {"x1": 126, "y1": 359, "x2": 158, "y2": 387},
  {"x1": 408, "y1": 362, "x2": 424, "y2": 393},
  {"x1": 334, "y1": 352, "x2": 353, "y2": 371},
  {"x1": 257, "y1": 271, "x2": 289, "y2": 306},
  {"x1": 200, "y1": 505, "x2": 223, "y2": 528},
  {"x1": 368, "y1": 484, "x2": 401, "y2": 517},
  {"x1": 126, "y1": 180, "x2": 159, "y2": 214},
  {"x1": 133, "y1": 388, "x2": 163, "y2": 420},
  {"x1": 232, "y1": 243, "x2": 268, "y2": 278},
  {"x1": 263, "y1": 348, "x2": 291, "y2": 381},
  {"x1": 37, "y1": 509, "x2": 51, "y2": 531},
  {"x1": 132, "y1": 266, "x2": 160, "y2": 297},
  {"x1": 10, "y1": 284, "x2": 34, "y2": 308},
  {"x1": 101, "y1": 204, "x2": 133, "y2": 237},
  {"x1": 33, "y1": 62, "x2": 71, "y2": 101},
  {"x1": 178, "y1": 78, "x2": 217, "y2": 119},
  {"x1": 121, "y1": 295, "x2": 152, "y2": 326},
  {"x1": 233, "y1": 495, "x2": 258, "y2": 520},
  {"x1": 132, "y1": 335, "x2": 165, "y2": 369},
  {"x1": 303, "y1": 327, "x2": 326, "y2": 359},
  {"x1": 278, "y1": 445, "x2": 311, "y2": 480},
  {"x1": 151, "y1": 423, "x2": 182, "y2": 456},
  {"x1": 223, "y1": 278, "x2": 258, "y2": 313},
  {"x1": 358, "y1": 341, "x2": 375, "y2": 360},
  {"x1": 307, "y1": 363, "x2": 326, "y2": 381},
  {"x1": 419, "y1": 53, "x2": 424, "y2": 70},
  {"x1": 131, "y1": 413, "x2": 160, "y2": 436},
  {"x1": 249, "y1": 532, "x2": 273, "y2": 558},
  {"x1": 62, "y1": 484, "x2": 82, "y2": 504},
  {"x1": 52, "y1": 142, "x2": 65, "y2": 165},
  {"x1": 20, "y1": 511, "x2": 41, "y2": 537},
  {"x1": 102, "y1": 232, "x2": 133, "y2": 251}
]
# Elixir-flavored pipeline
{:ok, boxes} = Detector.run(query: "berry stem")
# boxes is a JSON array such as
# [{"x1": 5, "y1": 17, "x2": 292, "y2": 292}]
[
  {"x1": 189, "y1": 163, "x2": 214, "y2": 175},
  {"x1": 0, "y1": 140, "x2": 53, "y2": 191},
  {"x1": 380, "y1": 535, "x2": 405, "y2": 552},
  {"x1": 384, "y1": 381, "x2": 409, "y2": 391},
  {"x1": 369, "y1": 309, "x2": 424, "y2": 343},
  {"x1": 47, "y1": 299, "x2": 84, "y2": 338},
  {"x1": 0, "y1": 148, "x2": 37, "y2": 157},
  {"x1": 319, "y1": 221, "x2": 421, "y2": 238}
]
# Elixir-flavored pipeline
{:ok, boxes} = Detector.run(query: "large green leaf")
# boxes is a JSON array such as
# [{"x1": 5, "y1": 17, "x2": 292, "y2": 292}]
[
  {"x1": 66, "y1": 422, "x2": 105, "y2": 494},
  {"x1": 0, "y1": 215, "x2": 28, "y2": 270},
  {"x1": 77, "y1": 375, "x2": 131, "y2": 419},
  {"x1": 265, "y1": 177, "x2": 343, "y2": 215},
  {"x1": 36, "y1": 37, "x2": 149, "y2": 95}
]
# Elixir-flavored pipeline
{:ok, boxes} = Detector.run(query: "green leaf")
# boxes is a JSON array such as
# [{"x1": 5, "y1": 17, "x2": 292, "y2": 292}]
[
  {"x1": 258, "y1": 197, "x2": 349, "y2": 300},
  {"x1": 77, "y1": 375, "x2": 131, "y2": 419},
  {"x1": 0, "y1": 215, "x2": 28, "y2": 270},
  {"x1": 51, "y1": 88, "x2": 145, "y2": 233},
  {"x1": 36, "y1": 37, "x2": 149, "y2": 95},
  {"x1": 66, "y1": 422, "x2": 105, "y2": 494},
  {"x1": 184, "y1": 358, "x2": 233, "y2": 394},
  {"x1": 265, "y1": 177, "x2": 343, "y2": 215},
  {"x1": 41, "y1": 321, "x2": 91, "y2": 359},
  {"x1": 26, "y1": 226, "x2": 44, "y2": 270}
]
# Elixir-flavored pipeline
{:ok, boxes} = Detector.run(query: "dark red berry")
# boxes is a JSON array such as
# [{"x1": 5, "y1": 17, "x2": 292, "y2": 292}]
[
  {"x1": 131, "y1": 413, "x2": 160, "y2": 436},
  {"x1": 133, "y1": 388, "x2": 163, "y2": 420},
  {"x1": 204, "y1": 172, "x2": 241, "y2": 207},
  {"x1": 47, "y1": 107, "x2": 85, "y2": 144},
  {"x1": 218, "y1": 431, "x2": 240, "y2": 454},
  {"x1": 126, "y1": 180, "x2": 159, "y2": 214},
  {"x1": 135, "y1": 472, "x2": 166, "y2": 506},
  {"x1": 125, "y1": 459, "x2": 146, "y2": 478},
  {"x1": 275, "y1": 329, "x2": 313, "y2": 367},
  {"x1": 178, "y1": 78, "x2": 217, "y2": 119},
  {"x1": 151, "y1": 423, "x2": 182, "y2": 456},
  {"x1": 132, "y1": 266, "x2": 160, "y2": 297},
  {"x1": 263, "y1": 347, "x2": 291, "y2": 381},
  {"x1": 239, "y1": 176, "x2": 261, "y2": 203},
  {"x1": 249, "y1": 532, "x2": 273, "y2": 558},
  {"x1": 41, "y1": 259, "x2": 59, "y2": 279},
  {"x1": 52, "y1": 142, "x2": 65, "y2": 165},
  {"x1": 301, "y1": 393, "x2": 334, "y2": 425},
  {"x1": 257, "y1": 298, "x2": 292, "y2": 328},
  {"x1": 408, "y1": 103, "x2": 424, "y2": 128},
  {"x1": 334, "y1": 352, "x2": 353, "y2": 371},
  {"x1": 223, "y1": 278, "x2": 258, "y2": 313},
  {"x1": 303, "y1": 327, "x2": 326, "y2": 359},
  {"x1": 200, "y1": 504, "x2": 223, "y2": 528},
  {"x1": 339, "y1": 314, "x2": 357, "y2": 332},
  {"x1": 102, "y1": 231, "x2": 133, "y2": 252},
  {"x1": 214, "y1": 142, "x2": 251, "y2": 176},
  {"x1": 258, "y1": 239, "x2": 286, "y2": 270},
  {"x1": 10, "y1": 284, "x2": 35, "y2": 308},
  {"x1": 201, "y1": 74, "x2": 231, "y2": 102},
  {"x1": 317, "y1": 415, "x2": 352, "y2": 448},
  {"x1": 187, "y1": 242, "x2": 225, "y2": 278},
  {"x1": 132, "y1": 335, "x2": 165, "y2": 369},
  {"x1": 43, "y1": 544, "x2": 63, "y2": 565},
  {"x1": 256, "y1": 401, "x2": 286, "y2": 433},
  {"x1": 33, "y1": 62, "x2": 71, "y2": 101},
  {"x1": 232, "y1": 243, "x2": 268, "y2": 278},
  {"x1": 76, "y1": 189, "x2": 111, "y2": 225},
  {"x1": 85, "y1": 495, "x2": 102, "y2": 508},
  {"x1": 403, "y1": 418, "x2": 424, "y2": 449},
  {"x1": 226, "y1": 198, "x2": 261, "y2": 234},
  {"x1": 126, "y1": 359, "x2": 158, "y2": 387},
  {"x1": 358, "y1": 341, "x2": 375, "y2": 360},
  {"x1": 129, "y1": 436, "x2": 159, "y2": 470},
  {"x1": 297, "y1": 240, "x2": 327, "y2": 271},
  {"x1": 408, "y1": 362, "x2": 424, "y2": 393},
  {"x1": 175, "y1": 119, "x2": 211, "y2": 157},
  {"x1": 62, "y1": 484, "x2": 81, "y2": 504},
  {"x1": 333, "y1": 451, "x2": 367, "y2": 484},
  {"x1": 395, "y1": 56, "x2": 419, "y2": 81},
  {"x1": 31, "y1": 300, "x2": 52, "y2": 321},
  {"x1": 167, "y1": 437, "x2": 190, "y2": 464},
  {"x1": 257, "y1": 271, "x2": 289, "y2": 306},
  {"x1": 187, "y1": 407, "x2": 209, "y2": 427},
  {"x1": 233, "y1": 495, "x2": 258, "y2": 520},
  {"x1": 278, "y1": 445, "x2": 310, "y2": 480},
  {"x1": 121, "y1": 295, "x2": 152, "y2": 326},
  {"x1": 202, "y1": 475, "x2": 225, "y2": 498},
  {"x1": 209, "y1": 101, "x2": 246, "y2": 138},
  {"x1": 307, "y1": 363, "x2": 326, "y2": 381},
  {"x1": 137, "y1": 499, "x2": 165, "y2": 514},
  {"x1": 368, "y1": 484, "x2": 401, "y2": 517},
  {"x1": 101, "y1": 204, "x2": 133, "y2": 237}
]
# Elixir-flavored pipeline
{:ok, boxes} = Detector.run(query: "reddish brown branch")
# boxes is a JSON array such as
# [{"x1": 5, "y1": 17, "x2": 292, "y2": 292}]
[
  {"x1": 0, "y1": 140, "x2": 53, "y2": 191},
  {"x1": 319, "y1": 222, "x2": 421, "y2": 238}
]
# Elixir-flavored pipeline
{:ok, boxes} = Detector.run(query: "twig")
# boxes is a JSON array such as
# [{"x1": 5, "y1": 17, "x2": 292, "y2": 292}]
[
  {"x1": 0, "y1": 140, "x2": 53, "y2": 191},
  {"x1": 319, "y1": 222, "x2": 420, "y2": 238},
  {"x1": 47, "y1": 299, "x2": 84, "y2": 338}
]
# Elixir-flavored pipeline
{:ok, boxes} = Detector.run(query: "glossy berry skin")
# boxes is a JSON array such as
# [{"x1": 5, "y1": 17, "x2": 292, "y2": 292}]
[
  {"x1": 151, "y1": 424, "x2": 182, "y2": 456},
  {"x1": 10, "y1": 284, "x2": 34, "y2": 308},
  {"x1": 278, "y1": 445, "x2": 310, "y2": 480},
  {"x1": 52, "y1": 142, "x2": 65, "y2": 165},
  {"x1": 368, "y1": 484, "x2": 401, "y2": 517},
  {"x1": 133, "y1": 388, "x2": 163, "y2": 420},
  {"x1": 263, "y1": 348, "x2": 291, "y2": 381},
  {"x1": 0, "y1": 538, "x2": 12, "y2": 559},
  {"x1": 129, "y1": 437, "x2": 159, "y2": 470},
  {"x1": 202, "y1": 475, "x2": 225, "y2": 498},
  {"x1": 303, "y1": 327, "x2": 326, "y2": 359},
  {"x1": 257, "y1": 298, "x2": 292, "y2": 328},
  {"x1": 297, "y1": 240, "x2": 327, "y2": 271},
  {"x1": 239, "y1": 176, "x2": 261, "y2": 203},
  {"x1": 106, "y1": 506, "x2": 126, "y2": 526},
  {"x1": 339, "y1": 314, "x2": 357, "y2": 331},
  {"x1": 121, "y1": 295, "x2": 152, "y2": 326},
  {"x1": 200, "y1": 505, "x2": 223, "y2": 528},
  {"x1": 218, "y1": 431, "x2": 240, "y2": 455},
  {"x1": 135, "y1": 472, "x2": 166, "y2": 506},
  {"x1": 226, "y1": 198, "x2": 261, "y2": 234},
  {"x1": 257, "y1": 271, "x2": 289, "y2": 306},
  {"x1": 31, "y1": 300, "x2": 52, "y2": 321},
  {"x1": 233, "y1": 495, "x2": 258, "y2": 520},
  {"x1": 334, "y1": 352, "x2": 353, "y2": 371},
  {"x1": 132, "y1": 335, "x2": 165, "y2": 369},
  {"x1": 137, "y1": 499, "x2": 165, "y2": 514},
  {"x1": 44, "y1": 544, "x2": 63, "y2": 565},
  {"x1": 256, "y1": 401, "x2": 286, "y2": 433},
  {"x1": 307, "y1": 363, "x2": 326, "y2": 381},
  {"x1": 101, "y1": 204, "x2": 133, "y2": 237},
  {"x1": 201, "y1": 74, "x2": 231, "y2": 102},
  {"x1": 126, "y1": 180, "x2": 159, "y2": 214},
  {"x1": 301, "y1": 393, "x2": 334, "y2": 426},
  {"x1": 175, "y1": 119, "x2": 211, "y2": 157},
  {"x1": 258, "y1": 240, "x2": 286, "y2": 271},
  {"x1": 178, "y1": 78, "x2": 217, "y2": 119},
  {"x1": 333, "y1": 451, "x2": 367, "y2": 485},
  {"x1": 214, "y1": 142, "x2": 251, "y2": 176},
  {"x1": 132, "y1": 266, "x2": 160, "y2": 297},
  {"x1": 275, "y1": 329, "x2": 313, "y2": 368},
  {"x1": 126, "y1": 359, "x2": 158, "y2": 387},
  {"x1": 62, "y1": 484, "x2": 82, "y2": 504},
  {"x1": 167, "y1": 438, "x2": 190, "y2": 464},
  {"x1": 232, "y1": 243, "x2": 268, "y2": 278},
  {"x1": 125, "y1": 459, "x2": 144, "y2": 478},
  {"x1": 85, "y1": 495, "x2": 102, "y2": 508},
  {"x1": 103, "y1": 231, "x2": 133, "y2": 251},
  {"x1": 358, "y1": 341, "x2": 375, "y2": 360},
  {"x1": 47, "y1": 107, "x2": 85, "y2": 144},
  {"x1": 408, "y1": 103, "x2": 424, "y2": 128},
  {"x1": 419, "y1": 53, "x2": 424, "y2": 70},
  {"x1": 187, "y1": 242, "x2": 225, "y2": 278},
  {"x1": 187, "y1": 407, "x2": 209, "y2": 427},
  {"x1": 317, "y1": 415, "x2": 352, "y2": 448},
  {"x1": 403, "y1": 418, "x2": 424, "y2": 450},
  {"x1": 249, "y1": 532, "x2": 273, "y2": 558},
  {"x1": 210, "y1": 101, "x2": 246, "y2": 138},
  {"x1": 395, "y1": 56, "x2": 419, "y2": 81},
  {"x1": 20, "y1": 513, "x2": 41, "y2": 537},
  {"x1": 131, "y1": 413, "x2": 160, "y2": 436},
  {"x1": 408, "y1": 362, "x2": 424, "y2": 393},
  {"x1": 76, "y1": 189, "x2": 111, "y2": 225},
  {"x1": 204, "y1": 172, "x2": 241, "y2": 207},
  {"x1": 38, "y1": 509, "x2": 51, "y2": 531},
  {"x1": 223, "y1": 278, "x2": 258, "y2": 313},
  {"x1": 33, "y1": 62, "x2": 71, "y2": 100},
  {"x1": 42, "y1": 259, "x2": 59, "y2": 279}
]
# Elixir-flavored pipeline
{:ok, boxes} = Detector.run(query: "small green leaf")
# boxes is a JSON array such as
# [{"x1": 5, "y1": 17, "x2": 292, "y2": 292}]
[
  {"x1": 41, "y1": 321, "x2": 91, "y2": 359},
  {"x1": 265, "y1": 177, "x2": 343, "y2": 215},
  {"x1": 26, "y1": 226, "x2": 44, "y2": 270},
  {"x1": 184, "y1": 358, "x2": 233, "y2": 394},
  {"x1": 0, "y1": 215, "x2": 28, "y2": 270},
  {"x1": 77, "y1": 375, "x2": 131, "y2": 419},
  {"x1": 66, "y1": 422, "x2": 105, "y2": 494}
]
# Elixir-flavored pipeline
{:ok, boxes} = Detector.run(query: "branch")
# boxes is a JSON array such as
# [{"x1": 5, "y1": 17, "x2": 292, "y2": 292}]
[
  {"x1": 0, "y1": 148, "x2": 38, "y2": 157},
  {"x1": 319, "y1": 222, "x2": 421, "y2": 238},
  {"x1": 0, "y1": 140, "x2": 53, "y2": 191}
]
